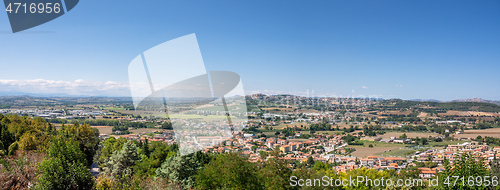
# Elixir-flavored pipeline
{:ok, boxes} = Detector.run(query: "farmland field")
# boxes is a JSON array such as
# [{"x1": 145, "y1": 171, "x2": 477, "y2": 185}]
[
  {"x1": 428, "y1": 140, "x2": 467, "y2": 146},
  {"x1": 262, "y1": 131, "x2": 277, "y2": 137},
  {"x1": 349, "y1": 147, "x2": 402, "y2": 158},
  {"x1": 315, "y1": 131, "x2": 345, "y2": 135},
  {"x1": 346, "y1": 140, "x2": 405, "y2": 157},
  {"x1": 101, "y1": 107, "x2": 126, "y2": 111},
  {"x1": 114, "y1": 109, "x2": 230, "y2": 121},
  {"x1": 168, "y1": 114, "x2": 228, "y2": 120},
  {"x1": 455, "y1": 128, "x2": 500, "y2": 139},
  {"x1": 378, "y1": 149, "x2": 416, "y2": 157},
  {"x1": 376, "y1": 132, "x2": 438, "y2": 139},
  {"x1": 275, "y1": 122, "x2": 310, "y2": 130},
  {"x1": 353, "y1": 140, "x2": 406, "y2": 147},
  {"x1": 91, "y1": 126, "x2": 113, "y2": 135},
  {"x1": 129, "y1": 128, "x2": 169, "y2": 134},
  {"x1": 261, "y1": 107, "x2": 295, "y2": 112}
]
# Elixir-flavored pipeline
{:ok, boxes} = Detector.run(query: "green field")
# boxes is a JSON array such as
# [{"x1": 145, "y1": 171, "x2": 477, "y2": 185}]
[
  {"x1": 315, "y1": 131, "x2": 345, "y2": 135},
  {"x1": 197, "y1": 105, "x2": 247, "y2": 112},
  {"x1": 427, "y1": 140, "x2": 467, "y2": 146},
  {"x1": 262, "y1": 131, "x2": 278, "y2": 137},
  {"x1": 274, "y1": 122, "x2": 311, "y2": 130},
  {"x1": 244, "y1": 105, "x2": 261, "y2": 113},
  {"x1": 101, "y1": 107, "x2": 126, "y2": 111},
  {"x1": 347, "y1": 140, "x2": 406, "y2": 148},
  {"x1": 168, "y1": 114, "x2": 229, "y2": 120}
]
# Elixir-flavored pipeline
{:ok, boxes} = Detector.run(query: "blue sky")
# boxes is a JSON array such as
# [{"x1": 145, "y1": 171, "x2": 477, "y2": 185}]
[{"x1": 0, "y1": 0, "x2": 499, "y2": 100}]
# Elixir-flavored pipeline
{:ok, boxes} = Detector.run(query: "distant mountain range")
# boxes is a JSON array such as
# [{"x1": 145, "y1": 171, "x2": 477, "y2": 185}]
[
  {"x1": 451, "y1": 98, "x2": 500, "y2": 105},
  {"x1": 404, "y1": 98, "x2": 500, "y2": 105},
  {"x1": 0, "y1": 91, "x2": 116, "y2": 97},
  {"x1": 0, "y1": 92, "x2": 498, "y2": 105}
]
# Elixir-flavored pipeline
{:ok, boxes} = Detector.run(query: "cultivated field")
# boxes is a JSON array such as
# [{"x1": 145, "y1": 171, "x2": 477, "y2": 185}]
[
  {"x1": 276, "y1": 122, "x2": 310, "y2": 130},
  {"x1": 439, "y1": 110, "x2": 468, "y2": 116},
  {"x1": 439, "y1": 110, "x2": 500, "y2": 117},
  {"x1": 169, "y1": 114, "x2": 228, "y2": 120},
  {"x1": 377, "y1": 110, "x2": 412, "y2": 116},
  {"x1": 378, "y1": 149, "x2": 416, "y2": 157},
  {"x1": 316, "y1": 131, "x2": 345, "y2": 135},
  {"x1": 101, "y1": 107, "x2": 126, "y2": 111},
  {"x1": 91, "y1": 126, "x2": 113, "y2": 135},
  {"x1": 129, "y1": 128, "x2": 169, "y2": 134},
  {"x1": 417, "y1": 112, "x2": 428, "y2": 117},
  {"x1": 261, "y1": 107, "x2": 295, "y2": 112},
  {"x1": 114, "y1": 109, "x2": 229, "y2": 121},
  {"x1": 428, "y1": 140, "x2": 467, "y2": 146},
  {"x1": 262, "y1": 131, "x2": 277, "y2": 137},
  {"x1": 349, "y1": 147, "x2": 402, "y2": 158},
  {"x1": 91, "y1": 126, "x2": 169, "y2": 135},
  {"x1": 467, "y1": 111, "x2": 500, "y2": 117},
  {"x1": 376, "y1": 132, "x2": 438, "y2": 139},
  {"x1": 455, "y1": 128, "x2": 500, "y2": 139},
  {"x1": 114, "y1": 109, "x2": 166, "y2": 117},
  {"x1": 346, "y1": 140, "x2": 405, "y2": 157}
]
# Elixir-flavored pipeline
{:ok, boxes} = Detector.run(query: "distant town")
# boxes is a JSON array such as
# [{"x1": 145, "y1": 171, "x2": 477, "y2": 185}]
[{"x1": 2, "y1": 95, "x2": 500, "y2": 177}]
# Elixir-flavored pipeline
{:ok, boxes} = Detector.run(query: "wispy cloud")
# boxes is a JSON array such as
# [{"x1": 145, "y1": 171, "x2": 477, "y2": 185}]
[
  {"x1": 395, "y1": 84, "x2": 404, "y2": 87},
  {"x1": 0, "y1": 79, "x2": 130, "y2": 96},
  {"x1": 362, "y1": 86, "x2": 368, "y2": 89}
]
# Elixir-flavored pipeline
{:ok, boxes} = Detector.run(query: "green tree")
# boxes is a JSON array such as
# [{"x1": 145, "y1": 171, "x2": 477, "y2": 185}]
[
  {"x1": 34, "y1": 138, "x2": 94, "y2": 190},
  {"x1": 94, "y1": 137, "x2": 128, "y2": 168},
  {"x1": 60, "y1": 122, "x2": 99, "y2": 166},
  {"x1": 421, "y1": 138, "x2": 428, "y2": 145},
  {"x1": 161, "y1": 121, "x2": 173, "y2": 130},
  {"x1": 340, "y1": 168, "x2": 390, "y2": 190},
  {"x1": 101, "y1": 141, "x2": 140, "y2": 185},
  {"x1": 133, "y1": 140, "x2": 176, "y2": 177},
  {"x1": 399, "y1": 133, "x2": 407, "y2": 139},
  {"x1": 7, "y1": 141, "x2": 18, "y2": 156},
  {"x1": 313, "y1": 161, "x2": 329, "y2": 171},
  {"x1": 251, "y1": 145, "x2": 258, "y2": 152},
  {"x1": 142, "y1": 138, "x2": 150, "y2": 157},
  {"x1": 0, "y1": 121, "x2": 15, "y2": 154},
  {"x1": 156, "y1": 151, "x2": 210, "y2": 189},
  {"x1": 258, "y1": 151, "x2": 294, "y2": 189},
  {"x1": 307, "y1": 156, "x2": 315, "y2": 167},
  {"x1": 195, "y1": 152, "x2": 262, "y2": 190},
  {"x1": 259, "y1": 150, "x2": 268, "y2": 160},
  {"x1": 489, "y1": 154, "x2": 500, "y2": 184},
  {"x1": 437, "y1": 154, "x2": 488, "y2": 190}
]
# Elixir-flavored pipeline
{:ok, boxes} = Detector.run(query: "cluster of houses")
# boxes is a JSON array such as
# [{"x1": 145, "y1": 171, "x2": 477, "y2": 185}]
[
  {"x1": 204, "y1": 134, "x2": 500, "y2": 179},
  {"x1": 104, "y1": 126, "x2": 500, "y2": 180}
]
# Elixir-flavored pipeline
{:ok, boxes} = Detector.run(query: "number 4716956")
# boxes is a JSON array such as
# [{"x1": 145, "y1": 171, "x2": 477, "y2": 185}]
[
  {"x1": 443, "y1": 176, "x2": 499, "y2": 187},
  {"x1": 6, "y1": 3, "x2": 61, "y2": 14}
]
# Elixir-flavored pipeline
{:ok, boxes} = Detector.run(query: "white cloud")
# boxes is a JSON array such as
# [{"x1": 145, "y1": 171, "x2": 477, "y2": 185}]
[
  {"x1": 362, "y1": 86, "x2": 368, "y2": 89},
  {"x1": 0, "y1": 79, "x2": 131, "y2": 96},
  {"x1": 395, "y1": 84, "x2": 404, "y2": 87}
]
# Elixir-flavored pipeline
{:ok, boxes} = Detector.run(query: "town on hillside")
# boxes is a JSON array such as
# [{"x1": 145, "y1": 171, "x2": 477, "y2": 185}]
[{"x1": 1, "y1": 94, "x2": 500, "y2": 181}]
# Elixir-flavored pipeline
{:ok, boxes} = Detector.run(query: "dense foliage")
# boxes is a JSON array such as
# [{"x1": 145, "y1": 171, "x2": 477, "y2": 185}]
[
  {"x1": 35, "y1": 138, "x2": 95, "y2": 189},
  {"x1": 0, "y1": 114, "x2": 99, "y2": 189}
]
